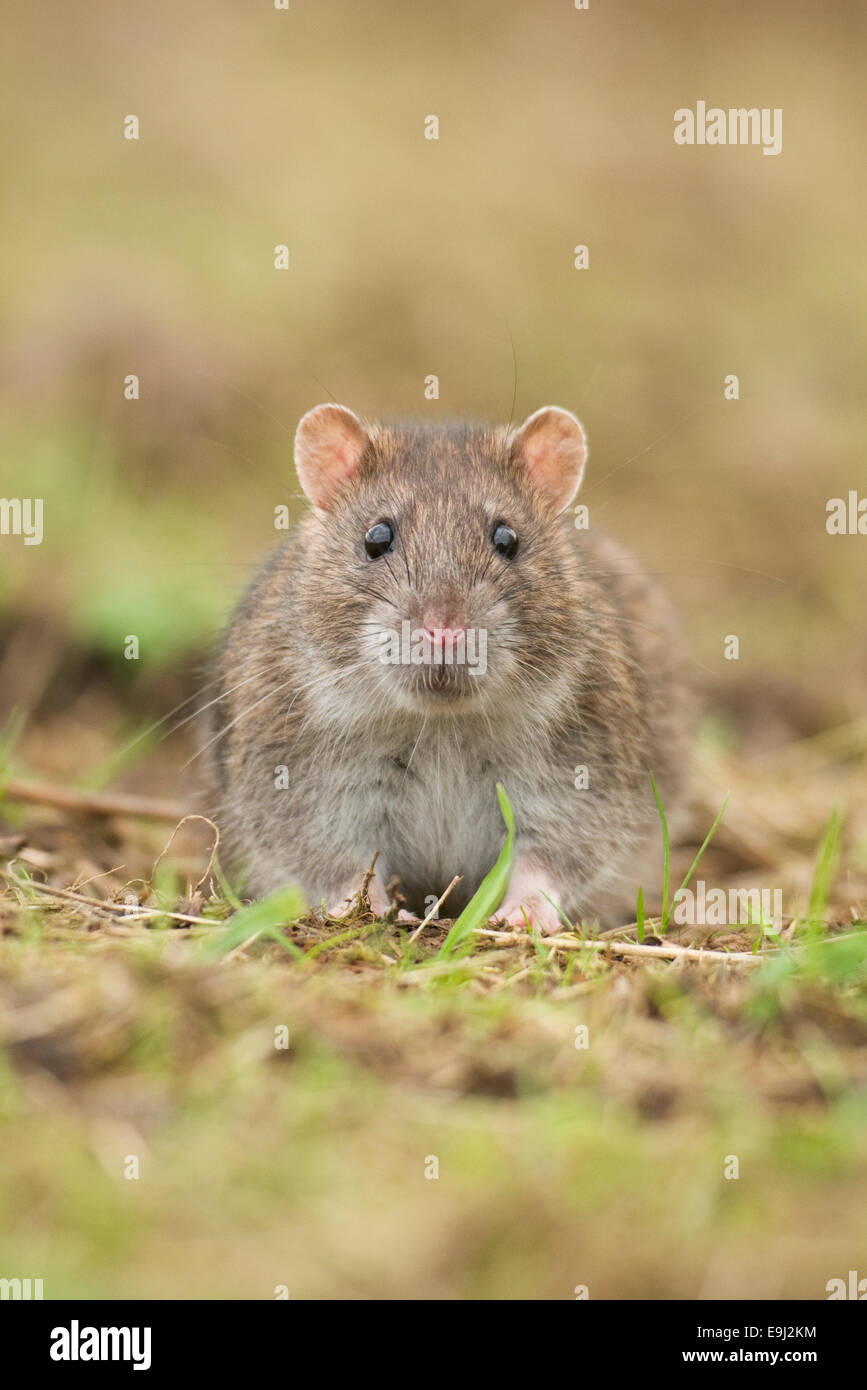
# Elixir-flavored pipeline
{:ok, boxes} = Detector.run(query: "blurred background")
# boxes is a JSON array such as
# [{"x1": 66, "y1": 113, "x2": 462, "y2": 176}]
[
  {"x1": 0, "y1": 0, "x2": 864, "y2": 793},
  {"x1": 1, "y1": 0, "x2": 866, "y2": 1305}
]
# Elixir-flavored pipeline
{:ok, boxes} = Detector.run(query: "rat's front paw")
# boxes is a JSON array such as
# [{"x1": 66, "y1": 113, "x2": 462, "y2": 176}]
[
  {"x1": 326, "y1": 875, "x2": 392, "y2": 919},
  {"x1": 495, "y1": 867, "x2": 568, "y2": 936}
]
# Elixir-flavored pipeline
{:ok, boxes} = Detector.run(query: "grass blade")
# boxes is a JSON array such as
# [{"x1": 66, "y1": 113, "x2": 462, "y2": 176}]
[
  {"x1": 650, "y1": 774, "x2": 670, "y2": 928},
  {"x1": 666, "y1": 795, "x2": 729, "y2": 932},
  {"x1": 807, "y1": 807, "x2": 843, "y2": 930},
  {"x1": 200, "y1": 884, "x2": 306, "y2": 958},
  {"x1": 437, "y1": 783, "x2": 515, "y2": 960}
]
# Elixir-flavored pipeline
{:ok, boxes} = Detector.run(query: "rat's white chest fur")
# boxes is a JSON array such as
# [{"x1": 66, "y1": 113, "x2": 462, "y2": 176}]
[{"x1": 364, "y1": 720, "x2": 508, "y2": 914}]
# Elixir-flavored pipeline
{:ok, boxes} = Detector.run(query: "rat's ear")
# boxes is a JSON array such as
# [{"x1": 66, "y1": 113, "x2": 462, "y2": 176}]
[
  {"x1": 294, "y1": 404, "x2": 369, "y2": 510},
  {"x1": 510, "y1": 406, "x2": 587, "y2": 511}
]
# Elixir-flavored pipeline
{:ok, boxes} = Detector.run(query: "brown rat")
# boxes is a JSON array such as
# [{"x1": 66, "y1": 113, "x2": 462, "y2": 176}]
[{"x1": 211, "y1": 403, "x2": 691, "y2": 932}]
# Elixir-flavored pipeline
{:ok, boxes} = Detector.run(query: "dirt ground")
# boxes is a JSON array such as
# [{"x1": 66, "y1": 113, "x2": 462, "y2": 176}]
[{"x1": 1, "y1": 656, "x2": 865, "y2": 1299}]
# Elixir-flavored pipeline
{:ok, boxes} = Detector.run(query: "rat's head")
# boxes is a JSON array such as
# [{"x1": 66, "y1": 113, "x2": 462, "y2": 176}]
[{"x1": 292, "y1": 403, "x2": 588, "y2": 718}]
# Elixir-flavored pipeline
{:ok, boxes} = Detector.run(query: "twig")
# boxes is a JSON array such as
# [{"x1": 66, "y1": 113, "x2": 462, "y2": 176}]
[
  {"x1": 328, "y1": 852, "x2": 381, "y2": 920},
  {"x1": 1, "y1": 869, "x2": 215, "y2": 928},
  {"x1": 1, "y1": 777, "x2": 189, "y2": 823},
  {"x1": 473, "y1": 926, "x2": 765, "y2": 965},
  {"x1": 408, "y1": 875, "x2": 462, "y2": 942},
  {"x1": 360, "y1": 851, "x2": 380, "y2": 903},
  {"x1": 150, "y1": 814, "x2": 220, "y2": 895}
]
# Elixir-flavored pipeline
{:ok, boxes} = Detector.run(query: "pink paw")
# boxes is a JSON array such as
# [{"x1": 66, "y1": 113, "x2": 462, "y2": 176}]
[
  {"x1": 326, "y1": 876, "x2": 391, "y2": 919},
  {"x1": 495, "y1": 867, "x2": 568, "y2": 935}
]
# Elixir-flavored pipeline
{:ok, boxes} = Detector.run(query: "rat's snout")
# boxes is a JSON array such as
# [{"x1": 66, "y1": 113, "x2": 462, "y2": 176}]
[
  {"x1": 421, "y1": 619, "x2": 467, "y2": 658},
  {"x1": 420, "y1": 596, "x2": 468, "y2": 665},
  {"x1": 417, "y1": 595, "x2": 467, "y2": 657},
  {"x1": 382, "y1": 584, "x2": 490, "y2": 706}
]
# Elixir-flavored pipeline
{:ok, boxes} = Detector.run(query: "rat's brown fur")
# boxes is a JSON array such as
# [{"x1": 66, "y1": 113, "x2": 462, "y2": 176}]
[{"x1": 211, "y1": 412, "x2": 691, "y2": 930}]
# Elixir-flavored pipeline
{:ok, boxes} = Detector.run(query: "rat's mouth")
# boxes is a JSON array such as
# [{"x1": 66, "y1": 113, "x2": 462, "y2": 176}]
[
  {"x1": 426, "y1": 667, "x2": 475, "y2": 698},
  {"x1": 397, "y1": 662, "x2": 483, "y2": 705}
]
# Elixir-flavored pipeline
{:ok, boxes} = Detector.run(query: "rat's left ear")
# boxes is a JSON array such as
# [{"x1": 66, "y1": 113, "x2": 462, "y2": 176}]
[{"x1": 510, "y1": 406, "x2": 587, "y2": 511}]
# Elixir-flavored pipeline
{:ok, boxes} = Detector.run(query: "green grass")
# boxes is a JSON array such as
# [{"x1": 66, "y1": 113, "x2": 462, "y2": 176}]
[
  {"x1": 1, "y1": 912, "x2": 866, "y2": 1299},
  {"x1": 1, "y1": 781, "x2": 865, "y2": 1298},
  {"x1": 807, "y1": 809, "x2": 845, "y2": 932},
  {"x1": 200, "y1": 885, "x2": 307, "y2": 959},
  {"x1": 437, "y1": 782, "x2": 515, "y2": 959}
]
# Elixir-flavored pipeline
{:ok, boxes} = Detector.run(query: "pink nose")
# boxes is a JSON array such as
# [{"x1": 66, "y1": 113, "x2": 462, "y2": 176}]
[{"x1": 422, "y1": 624, "x2": 466, "y2": 652}]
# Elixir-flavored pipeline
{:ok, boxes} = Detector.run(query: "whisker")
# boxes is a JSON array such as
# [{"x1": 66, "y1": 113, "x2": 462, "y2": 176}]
[
  {"x1": 183, "y1": 674, "x2": 300, "y2": 770},
  {"x1": 113, "y1": 674, "x2": 226, "y2": 759},
  {"x1": 583, "y1": 403, "x2": 709, "y2": 495},
  {"x1": 575, "y1": 562, "x2": 787, "y2": 586},
  {"x1": 403, "y1": 712, "x2": 429, "y2": 780},
  {"x1": 350, "y1": 582, "x2": 402, "y2": 612},
  {"x1": 192, "y1": 369, "x2": 294, "y2": 437},
  {"x1": 159, "y1": 662, "x2": 288, "y2": 747},
  {"x1": 505, "y1": 320, "x2": 518, "y2": 434}
]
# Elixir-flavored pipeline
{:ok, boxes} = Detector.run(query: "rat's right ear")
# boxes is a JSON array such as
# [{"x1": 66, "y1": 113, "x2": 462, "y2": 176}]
[
  {"x1": 510, "y1": 406, "x2": 587, "y2": 512},
  {"x1": 294, "y1": 404, "x2": 369, "y2": 510}
]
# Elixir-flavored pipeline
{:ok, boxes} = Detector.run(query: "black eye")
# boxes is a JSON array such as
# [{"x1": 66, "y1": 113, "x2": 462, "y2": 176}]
[
  {"x1": 492, "y1": 522, "x2": 518, "y2": 559},
  {"x1": 364, "y1": 521, "x2": 394, "y2": 559}
]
